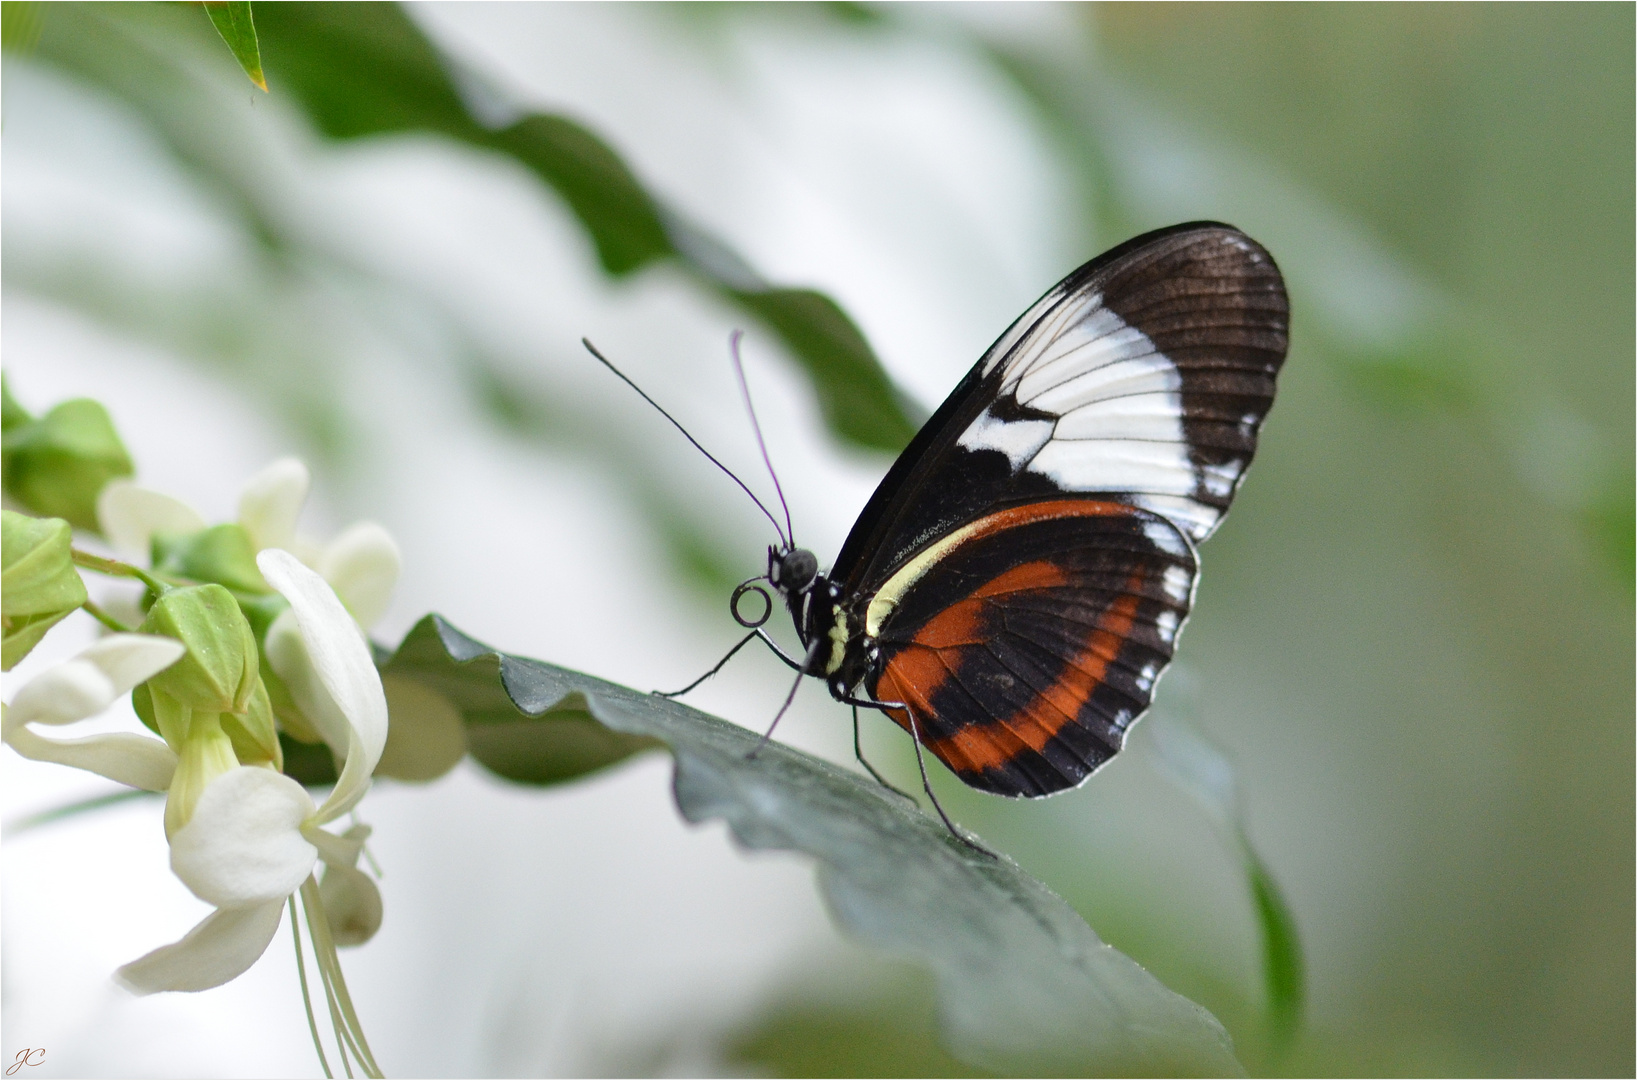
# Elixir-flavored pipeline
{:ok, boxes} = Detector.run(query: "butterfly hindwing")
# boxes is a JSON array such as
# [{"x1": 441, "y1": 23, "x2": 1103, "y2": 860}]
[{"x1": 865, "y1": 501, "x2": 1196, "y2": 797}]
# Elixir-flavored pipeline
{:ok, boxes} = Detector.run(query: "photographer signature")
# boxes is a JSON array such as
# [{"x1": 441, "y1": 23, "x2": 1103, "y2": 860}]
[{"x1": 6, "y1": 1049, "x2": 44, "y2": 1075}]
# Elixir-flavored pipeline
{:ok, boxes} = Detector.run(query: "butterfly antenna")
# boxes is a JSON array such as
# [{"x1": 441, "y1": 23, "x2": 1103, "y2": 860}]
[
  {"x1": 728, "y1": 331, "x2": 796, "y2": 547},
  {"x1": 583, "y1": 339, "x2": 789, "y2": 548}
]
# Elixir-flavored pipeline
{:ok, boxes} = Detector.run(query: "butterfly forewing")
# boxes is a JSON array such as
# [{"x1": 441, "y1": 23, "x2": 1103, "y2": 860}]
[
  {"x1": 865, "y1": 501, "x2": 1196, "y2": 797},
  {"x1": 831, "y1": 222, "x2": 1288, "y2": 596}
]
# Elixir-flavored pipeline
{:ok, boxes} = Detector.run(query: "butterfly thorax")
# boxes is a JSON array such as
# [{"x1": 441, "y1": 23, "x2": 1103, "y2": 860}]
[{"x1": 767, "y1": 545, "x2": 873, "y2": 694}]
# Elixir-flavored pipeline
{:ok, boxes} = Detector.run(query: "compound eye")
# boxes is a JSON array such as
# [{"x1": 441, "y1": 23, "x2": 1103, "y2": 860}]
[{"x1": 780, "y1": 549, "x2": 818, "y2": 591}]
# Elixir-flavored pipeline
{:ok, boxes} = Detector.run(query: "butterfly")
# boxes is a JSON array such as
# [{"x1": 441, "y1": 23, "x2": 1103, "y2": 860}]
[
  {"x1": 589, "y1": 220, "x2": 1288, "y2": 834},
  {"x1": 756, "y1": 222, "x2": 1289, "y2": 806}
]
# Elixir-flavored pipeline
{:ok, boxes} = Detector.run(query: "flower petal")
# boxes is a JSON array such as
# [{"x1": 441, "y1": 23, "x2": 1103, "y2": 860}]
[
  {"x1": 4, "y1": 659, "x2": 116, "y2": 728},
  {"x1": 79, "y1": 633, "x2": 188, "y2": 696},
  {"x1": 171, "y1": 766, "x2": 317, "y2": 907},
  {"x1": 264, "y1": 608, "x2": 351, "y2": 756},
  {"x1": 257, "y1": 550, "x2": 387, "y2": 823},
  {"x1": 317, "y1": 522, "x2": 400, "y2": 627},
  {"x1": 3, "y1": 726, "x2": 178, "y2": 790},
  {"x1": 115, "y1": 899, "x2": 286, "y2": 994},
  {"x1": 96, "y1": 481, "x2": 205, "y2": 558},
  {"x1": 237, "y1": 458, "x2": 310, "y2": 553}
]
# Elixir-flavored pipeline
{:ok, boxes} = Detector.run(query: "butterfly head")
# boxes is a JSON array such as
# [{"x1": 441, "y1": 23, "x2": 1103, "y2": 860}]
[{"x1": 767, "y1": 545, "x2": 818, "y2": 595}]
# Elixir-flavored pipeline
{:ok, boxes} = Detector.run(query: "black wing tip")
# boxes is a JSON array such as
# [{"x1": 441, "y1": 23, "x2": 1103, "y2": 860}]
[{"x1": 1063, "y1": 221, "x2": 1281, "y2": 291}]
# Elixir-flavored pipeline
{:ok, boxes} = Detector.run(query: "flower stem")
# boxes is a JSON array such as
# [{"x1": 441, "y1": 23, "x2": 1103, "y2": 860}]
[
  {"x1": 300, "y1": 875, "x2": 384, "y2": 1079},
  {"x1": 290, "y1": 894, "x2": 335, "y2": 1080},
  {"x1": 70, "y1": 548, "x2": 169, "y2": 595},
  {"x1": 81, "y1": 599, "x2": 135, "y2": 633}
]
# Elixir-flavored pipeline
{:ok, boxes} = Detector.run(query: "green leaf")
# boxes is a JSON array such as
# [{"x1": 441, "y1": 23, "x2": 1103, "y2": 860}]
[
  {"x1": 249, "y1": 2, "x2": 918, "y2": 451},
  {"x1": 151, "y1": 522, "x2": 271, "y2": 596},
  {"x1": 731, "y1": 288, "x2": 922, "y2": 451},
  {"x1": 249, "y1": 1, "x2": 474, "y2": 140},
  {"x1": 1, "y1": 510, "x2": 88, "y2": 669},
  {"x1": 486, "y1": 114, "x2": 672, "y2": 276},
  {"x1": 383, "y1": 614, "x2": 1243, "y2": 1076},
  {"x1": 1, "y1": 397, "x2": 135, "y2": 531},
  {"x1": 381, "y1": 616, "x2": 659, "y2": 786},
  {"x1": 204, "y1": 2, "x2": 264, "y2": 91},
  {"x1": 1147, "y1": 713, "x2": 1305, "y2": 1060},
  {"x1": 1243, "y1": 843, "x2": 1304, "y2": 1053},
  {"x1": 279, "y1": 729, "x2": 338, "y2": 787}
]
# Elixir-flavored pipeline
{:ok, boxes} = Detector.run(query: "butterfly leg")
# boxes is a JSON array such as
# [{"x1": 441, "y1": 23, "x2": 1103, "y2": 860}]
[
  {"x1": 656, "y1": 629, "x2": 803, "y2": 698},
  {"x1": 840, "y1": 693, "x2": 996, "y2": 858},
  {"x1": 746, "y1": 667, "x2": 804, "y2": 759},
  {"x1": 852, "y1": 705, "x2": 917, "y2": 803},
  {"x1": 902, "y1": 712, "x2": 997, "y2": 858},
  {"x1": 745, "y1": 638, "x2": 826, "y2": 759}
]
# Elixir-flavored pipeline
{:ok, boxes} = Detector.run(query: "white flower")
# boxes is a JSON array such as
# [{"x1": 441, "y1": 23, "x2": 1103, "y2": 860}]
[
  {"x1": 2, "y1": 634, "x2": 186, "y2": 791},
  {"x1": 97, "y1": 458, "x2": 401, "y2": 627},
  {"x1": 117, "y1": 550, "x2": 389, "y2": 994}
]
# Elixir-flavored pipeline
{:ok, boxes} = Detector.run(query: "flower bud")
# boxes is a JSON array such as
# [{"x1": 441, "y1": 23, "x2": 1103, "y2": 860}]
[
  {"x1": 2, "y1": 511, "x2": 88, "y2": 670},
  {"x1": 2, "y1": 397, "x2": 135, "y2": 531},
  {"x1": 140, "y1": 585, "x2": 260, "y2": 715},
  {"x1": 152, "y1": 524, "x2": 270, "y2": 596}
]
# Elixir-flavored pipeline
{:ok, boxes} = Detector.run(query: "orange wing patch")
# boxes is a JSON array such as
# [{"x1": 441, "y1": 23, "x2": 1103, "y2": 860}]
[{"x1": 876, "y1": 569, "x2": 1144, "y2": 777}]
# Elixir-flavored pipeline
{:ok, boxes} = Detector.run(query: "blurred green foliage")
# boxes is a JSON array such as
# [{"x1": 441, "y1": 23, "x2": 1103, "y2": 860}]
[
  {"x1": 252, "y1": 1, "x2": 918, "y2": 452},
  {"x1": 1, "y1": 2, "x2": 1630, "y2": 1076}
]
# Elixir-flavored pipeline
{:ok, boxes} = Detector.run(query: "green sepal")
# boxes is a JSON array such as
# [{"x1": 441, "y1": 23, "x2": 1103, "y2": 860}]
[
  {"x1": 1, "y1": 510, "x2": 88, "y2": 670},
  {"x1": 1, "y1": 398, "x2": 134, "y2": 531},
  {"x1": 146, "y1": 683, "x2": 191, "y2": 752},
  {"x1": 140, "y1": 584, "x2": 261, "y2": 714},
  {"x1": 131, "y1": 680, "x2": 160, "y2": 737},
  {"x1": 151, "y1": 523, "x2": 271, "y2": 595},
  {"x1": 221, "y1": 675, "x2": 282, "y2": 768}
]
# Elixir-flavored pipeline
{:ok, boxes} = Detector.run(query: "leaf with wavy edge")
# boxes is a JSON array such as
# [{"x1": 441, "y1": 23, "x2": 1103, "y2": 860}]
[
  {"x1": 384, "y1": 614, "x2": 1242, "y2": 1077},
  {"x1": 250, "y1": 2, "x2": 920, "y2": 453}
]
